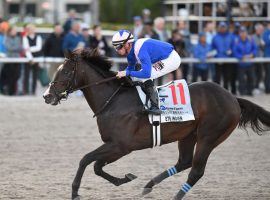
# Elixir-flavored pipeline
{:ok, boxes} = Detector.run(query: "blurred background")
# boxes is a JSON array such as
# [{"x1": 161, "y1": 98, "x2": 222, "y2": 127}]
[
  {"x1": 1, "y1": 1, "x2": 270, "y2": 199},
  {"x1": 0, "y1": 0, "x2": 270, "y2": 96}
]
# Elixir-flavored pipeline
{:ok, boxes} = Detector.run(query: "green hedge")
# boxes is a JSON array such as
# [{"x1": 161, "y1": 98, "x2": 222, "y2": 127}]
[{"x1": 100, "y1": 0, "x2": 162, "y2": 23}]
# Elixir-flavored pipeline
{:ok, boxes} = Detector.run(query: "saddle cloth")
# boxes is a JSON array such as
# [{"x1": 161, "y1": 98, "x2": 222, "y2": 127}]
[{"x1": 136, "y1": 79, "x2": 195, "y2": 124}]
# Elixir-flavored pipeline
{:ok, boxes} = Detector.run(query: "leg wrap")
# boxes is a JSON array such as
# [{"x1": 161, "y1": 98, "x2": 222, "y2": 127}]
[
  {"x1": 174, "y1": 183, "x2": 192, "y2": 200},
  {"x1": 167, "y1": 166, "x2": 178, "y2": 177},
  {"x1": 180, "y1": 182, "x2": 192, "y2": 193},
  {"x1": 146, "y1": 166, "x2": 178, "y2": 188},
  {"x1": 152, "y1": 171, "x2": 169, "y2": 184}
]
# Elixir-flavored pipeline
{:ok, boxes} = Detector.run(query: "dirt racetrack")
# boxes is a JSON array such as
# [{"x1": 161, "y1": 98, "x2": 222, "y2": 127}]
[{"x1": 1, "y1": 93, "x2": 270, "y2": 200}]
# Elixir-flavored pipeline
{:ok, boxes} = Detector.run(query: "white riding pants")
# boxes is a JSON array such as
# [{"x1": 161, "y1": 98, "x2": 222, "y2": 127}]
[{"x1": 132, "y1": 50, "x2": 181, "y2": 82}]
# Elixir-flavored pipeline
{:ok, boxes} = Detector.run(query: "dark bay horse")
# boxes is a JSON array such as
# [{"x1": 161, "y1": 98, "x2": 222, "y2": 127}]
[{"x1": 43, "y1": 49, "x2": 270, "y2": 200}]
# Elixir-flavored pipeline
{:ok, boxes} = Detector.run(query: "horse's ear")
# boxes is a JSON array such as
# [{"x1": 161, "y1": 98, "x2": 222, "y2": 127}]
[{"x1": 64, "y1": 50, "x2": 72, "y2": 59}]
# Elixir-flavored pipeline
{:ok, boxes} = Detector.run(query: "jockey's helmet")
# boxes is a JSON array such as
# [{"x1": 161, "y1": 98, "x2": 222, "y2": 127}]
[{"x1": 112, "y1": 30, "x2": 134, "y2": 50}]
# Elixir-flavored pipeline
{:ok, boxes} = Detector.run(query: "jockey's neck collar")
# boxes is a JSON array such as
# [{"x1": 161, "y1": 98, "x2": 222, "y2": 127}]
[{"x1": 127, "y1": 42, "x2": 135, "y2": 55}]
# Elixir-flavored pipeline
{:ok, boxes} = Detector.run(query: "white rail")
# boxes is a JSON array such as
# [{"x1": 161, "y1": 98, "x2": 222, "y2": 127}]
[
  {"x1": 0, "y1": 57, "x2": 270, "y2": 64},
  {"x1": 164, "y1": 0, "x2": 269, "y2": 4},
  {"x1": 165, "y1": 16, "x2": 270, "y2": 22}
]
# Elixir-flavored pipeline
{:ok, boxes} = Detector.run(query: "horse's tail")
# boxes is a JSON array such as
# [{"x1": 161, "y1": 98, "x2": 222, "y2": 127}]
[{"x1": 237, "y1": 97, "x2": 270, "y2": 134}]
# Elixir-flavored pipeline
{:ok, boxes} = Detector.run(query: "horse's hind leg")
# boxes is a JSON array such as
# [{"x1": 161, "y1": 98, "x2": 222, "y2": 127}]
[
  {"x1": 142, "y1": 132, "x2": 196, "y2": 195},
  {"x1": 173, "y1": 140, "x2": 213, "y2": 200},
  {"x1": 173, "y1": 112, "x2": 239, "y2": 199},
  {"x1": 94, "y1": 160, "x2": 137, "y2": 186}
]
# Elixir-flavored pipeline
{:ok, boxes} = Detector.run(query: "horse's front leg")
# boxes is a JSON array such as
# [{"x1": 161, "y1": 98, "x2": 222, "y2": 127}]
[
  {"x1": 71, "y1": 142, "x2": 133, "y2": 200},
  {"x1": 94, "y1": 160, "x2": 137, "y2": 186}
]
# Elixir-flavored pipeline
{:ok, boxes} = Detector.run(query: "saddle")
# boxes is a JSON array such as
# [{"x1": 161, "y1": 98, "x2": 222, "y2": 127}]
[{"x1": 134, "y1": 79, "x2": 195, "y2": 147}]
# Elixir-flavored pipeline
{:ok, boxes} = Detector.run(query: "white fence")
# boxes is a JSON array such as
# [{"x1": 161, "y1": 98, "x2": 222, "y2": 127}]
[{"x1": 0, "y1": 57, "x2": 270, "y2": 64}]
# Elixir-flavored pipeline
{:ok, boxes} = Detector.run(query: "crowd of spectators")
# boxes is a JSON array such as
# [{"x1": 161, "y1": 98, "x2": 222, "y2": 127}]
[
  {"x1": 131, "y1": 14, "x2": 270, "y2": 96},
  {"x1": 1, "y1": 9, "x2": 270, "y2": 97},
  {"x1": 0, "y1": 10, "x2": 111, "y2": 96}
]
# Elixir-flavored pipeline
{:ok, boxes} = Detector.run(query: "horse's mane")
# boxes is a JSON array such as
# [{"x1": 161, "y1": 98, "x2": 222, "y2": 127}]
[
  {"x1": 68, "y1": 48, "x2": 115, "y2": 77},
  {"x1": 67, "y1": 48, "x2": 133, "y2": 86}
]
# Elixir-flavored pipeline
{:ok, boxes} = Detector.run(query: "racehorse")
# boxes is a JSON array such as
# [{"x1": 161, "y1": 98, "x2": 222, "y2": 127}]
[{"x1": 43, "y1": 49, "x2": 270, "y2": 200}]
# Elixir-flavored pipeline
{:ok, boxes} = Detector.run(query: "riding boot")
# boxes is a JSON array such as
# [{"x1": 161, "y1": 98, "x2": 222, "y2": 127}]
[{"x1": 141, "y1": 80, "x2": 162, "y2": 115}]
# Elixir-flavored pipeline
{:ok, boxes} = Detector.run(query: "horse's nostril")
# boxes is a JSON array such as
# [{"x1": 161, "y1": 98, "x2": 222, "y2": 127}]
[{"x1": 43, "y1": 93, "x2": 52, "y2": 100}]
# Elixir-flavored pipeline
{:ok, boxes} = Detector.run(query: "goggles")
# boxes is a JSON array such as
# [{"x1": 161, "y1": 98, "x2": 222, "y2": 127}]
[
  {"x1": 113, "y1": 32, "x2": 132, "y2": 51},
  {"x1": 114, "y1": 44, "x2": 124, "y2": 51}
]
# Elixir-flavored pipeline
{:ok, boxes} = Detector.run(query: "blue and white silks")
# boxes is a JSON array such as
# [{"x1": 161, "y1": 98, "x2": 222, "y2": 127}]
[{"x1": 126, "y1": 38, "x2": 181, "y2": 81}]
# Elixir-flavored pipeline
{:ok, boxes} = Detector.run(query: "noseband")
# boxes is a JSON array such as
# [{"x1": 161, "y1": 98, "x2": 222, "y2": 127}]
[
  {"x1": 49, "y1": 56, "x2": 119, "y2": 116},
  {"x1": 49, "y1": 57, "x2": 79, "y2": 103}
]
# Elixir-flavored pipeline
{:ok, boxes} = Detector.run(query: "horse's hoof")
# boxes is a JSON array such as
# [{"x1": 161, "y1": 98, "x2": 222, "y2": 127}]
[
  {"x1": 173, "y1": 196, "x2": 183, "y2": 200},
  {"x1": 125, "y1": 173, "x2": 137, "y2": 181},
  {"x1": 72, "y1": 195, "x2": 81, "y2": 200},
  {"x1": 113, "y1": 174, "x2": 138, "y2": 186},
  {"x1": 142, "y1": 187, "x2": 153, "y2": 195},
  {"x1": 173, "y1": 191, "x2": 185, "y2": 200}
]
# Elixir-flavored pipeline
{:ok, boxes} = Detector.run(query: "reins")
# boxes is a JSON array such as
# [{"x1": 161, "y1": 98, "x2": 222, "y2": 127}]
[
  {"x1": 51, "y1": 57, "x2": 125, "y2": 117},
  {"x1": 71, "y1": 75, "x2": 123, "y2": 118},
  {"x1": 93, "y1": 83, "x2": 123, "y2": 118},
  {"x1": 68, "y1": 76, "x2": 118, "y2": 93}
]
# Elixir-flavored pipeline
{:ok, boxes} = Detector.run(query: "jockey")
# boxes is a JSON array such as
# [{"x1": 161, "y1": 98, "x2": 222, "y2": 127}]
[{"x1": 112, "y1": 29, "x2": 181, "y2": 115}]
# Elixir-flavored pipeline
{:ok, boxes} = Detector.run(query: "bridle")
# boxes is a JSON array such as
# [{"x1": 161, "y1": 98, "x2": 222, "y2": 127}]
[
  {"x1": 49, "y1": 56, "x2": 120, "y2": 117},
  {"x1": 49, "y1": 58, "x2": 78, "y2": 102}
]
